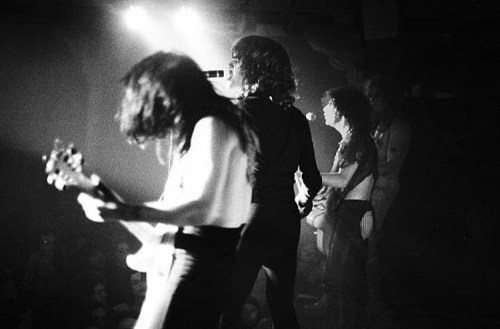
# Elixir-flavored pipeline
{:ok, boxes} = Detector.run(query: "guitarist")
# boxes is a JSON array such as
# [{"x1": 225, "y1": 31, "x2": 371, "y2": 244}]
[
  {"x1": 318, "y1": 87, "x2": 378, "y2": 329},
  {"x1": 75, "y1": 52, "x2": 258, "y2": 329}
]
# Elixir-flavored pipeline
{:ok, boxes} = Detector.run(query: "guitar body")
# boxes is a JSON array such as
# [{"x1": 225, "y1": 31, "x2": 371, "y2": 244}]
[
  {"x1": 126, "y1": 223, "x2": 177, "y2": 273},
  {"x1": 315, "y1": 224, "x2": 332, "y2": 256},
  {"x1": 306, "y1": 195, "x2": 333, "y2": 256},
  {"x1": 295, "y1": 171, "x2": 334, "y2": 256}
]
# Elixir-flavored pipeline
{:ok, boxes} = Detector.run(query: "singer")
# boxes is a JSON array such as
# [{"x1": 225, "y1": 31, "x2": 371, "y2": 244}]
[{"x1": 220, "y1": 35, "x2": 322, "y2": 329}]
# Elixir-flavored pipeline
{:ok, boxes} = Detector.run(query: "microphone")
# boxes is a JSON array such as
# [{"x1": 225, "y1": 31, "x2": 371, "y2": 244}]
[{"x1": 204, "y1": 70, "x2": 224, "y2": 78}]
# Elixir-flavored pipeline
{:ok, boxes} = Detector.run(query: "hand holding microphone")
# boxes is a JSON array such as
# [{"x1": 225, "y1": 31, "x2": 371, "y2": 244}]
[{"x1": 305, "y1": 112, "x2": 317, "y2": 122}]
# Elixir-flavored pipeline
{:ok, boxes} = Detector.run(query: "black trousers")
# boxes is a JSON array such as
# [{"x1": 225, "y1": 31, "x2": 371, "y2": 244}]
[
  {"x1": 324, "y1": 200, "x2": 371, "y2": 329},
  {"x1": 135, "y1": 225, "x2": 241, "y2": 329},
  {"x1": 220, "y1": 202, "x2": 301, "y2": 329}
]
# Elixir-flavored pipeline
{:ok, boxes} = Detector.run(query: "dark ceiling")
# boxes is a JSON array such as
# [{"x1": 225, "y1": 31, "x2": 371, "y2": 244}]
[{"x1": 3, "y1": 0, "x2": 499, "y2": 76}]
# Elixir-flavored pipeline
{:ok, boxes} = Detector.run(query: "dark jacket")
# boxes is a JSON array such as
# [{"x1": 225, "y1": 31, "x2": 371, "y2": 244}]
[{"x1": 239, "y1": 96, "x2": 322, "y2": 205}]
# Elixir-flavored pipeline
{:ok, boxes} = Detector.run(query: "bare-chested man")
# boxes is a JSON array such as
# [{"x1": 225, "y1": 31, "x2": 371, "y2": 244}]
[{"x1": 76, "y1": 51, "x2": 258, "y2": 329}]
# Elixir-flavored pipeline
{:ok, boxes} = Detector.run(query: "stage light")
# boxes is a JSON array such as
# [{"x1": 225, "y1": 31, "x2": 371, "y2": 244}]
[
  {"x1": 174, "y1": 6, "x2": 202, "y2": 32},
  {"x1": 124, "y1": 6, "x2": 151, "y2": 32},
  {"x1": 119, "y1": 3, "x2": 225, "y2": 85},
  {"x1": 123, "y1": 5, "x2": 168, "y2": 52},
  {"x1": 169, "y1": 5, "x2": 214, "y2": 66}
]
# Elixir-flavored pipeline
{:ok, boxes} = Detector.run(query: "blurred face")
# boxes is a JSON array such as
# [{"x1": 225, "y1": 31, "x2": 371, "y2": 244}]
[
  {"x1": 241, "y1": 301, "x2": 259, "y2": 327},
  {"x1": 91, "y1": 306, "x2": 107, "y2": 327},
  {"x1": 115, "y1": 242, "x2": 129, "y2": 262},
  {"x1": 92, "y1": 283, "x2": 107, "y2": 305},
  {"x1": 89, "y1": 250, "x2": 106, "y2": 270},
  {"x1": 366, "y1": 87, "x2": 385, "y2": 114},
  {"x1": 130, "y1": 272, "x2": 147, "y2": 297},
  {"x1": 227, "y1": 54, "x2": 243, "y2": 91},
  {"x1": 322, "y1": 98, "x2": 337, "y2": 128}
]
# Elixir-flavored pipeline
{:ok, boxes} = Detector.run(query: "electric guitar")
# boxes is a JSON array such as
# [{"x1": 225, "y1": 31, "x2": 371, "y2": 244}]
[
  {"x1": 43, "y1": 139, "x2": 177, "y2": 273},
  {"x1": 295, "y1": 172, "x2": 333, "y2": 255}
]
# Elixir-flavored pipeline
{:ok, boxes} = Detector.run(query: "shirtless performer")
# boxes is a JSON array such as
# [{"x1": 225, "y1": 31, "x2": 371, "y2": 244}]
[
  {"x1": 76, "y1": 51, "x2": 258, "y2": 329},
  {"x1": 319, "y1": 86, "x2": 378, "y2": 329}
]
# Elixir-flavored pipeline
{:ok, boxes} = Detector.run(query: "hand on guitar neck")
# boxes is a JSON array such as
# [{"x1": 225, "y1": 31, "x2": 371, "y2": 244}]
[
  {"x1": 76, "y1": 180, "x2": 128, "y2": 224},
  {"x1": 43, "y1": 139, "x2": 176, "y2": 273}
]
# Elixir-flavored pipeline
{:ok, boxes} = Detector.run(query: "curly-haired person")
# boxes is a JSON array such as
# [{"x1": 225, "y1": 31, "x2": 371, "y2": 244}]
[
  {"x1": 319, "y1": 87, "x2": 378, "y2": 329},
  {"x1": 220, "y1": 35, "x2": 322, "y2": 329}
]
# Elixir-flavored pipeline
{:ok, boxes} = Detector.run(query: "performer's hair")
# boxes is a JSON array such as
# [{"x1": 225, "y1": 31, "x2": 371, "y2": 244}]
[
  {"x1": 327, "y1": 86, "x2": 372, "y2": 139},
  {"x1": 118, "y1": 51, "x2": 258, "y2": 179},
  {"x1": 231, "y1": 35, "x2": 296, "y2": 108}
]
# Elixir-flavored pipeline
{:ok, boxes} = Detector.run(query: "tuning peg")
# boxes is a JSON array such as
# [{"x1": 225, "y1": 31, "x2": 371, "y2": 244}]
[
  {"x1": 55, "y1": 178, "x2": 66, "y2": 191},
  {"x1": 47, "y1": 174, "x2": 55, "y2": 185},
  {"x1": 44, "y1": 159, "x2": 54, "y2": 174}
]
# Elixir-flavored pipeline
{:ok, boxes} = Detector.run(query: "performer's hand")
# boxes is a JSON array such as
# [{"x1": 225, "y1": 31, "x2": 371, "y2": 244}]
[
  {"x1": 360, "y1": 210, "x2": 373, "y2": 240},
  {"x1": 315, "y1": 185, "x2": 329, "y2": 199},
  {"x1": 296, "y1": 198, "x2": 313, "y2": 219},
  {"x1": 77, "y1": 192, "x2": 128, "y2": 222},
  {"x1": 90, "y1": 174, "x2": 125, "y2": 204},
  {"x1": 77, "y1": 193, "x2": 111, "y2": 222}
]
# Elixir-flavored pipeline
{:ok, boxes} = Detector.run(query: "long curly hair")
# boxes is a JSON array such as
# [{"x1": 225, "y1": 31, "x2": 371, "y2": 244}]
[
  {"x1": 118, "y1": 51, "x2": 258, "y2": 180},
  {"x1": 328, "y1": 86, "x2": 372, "y2": 140},
  {"x1": 231, "y1": 35, "x2": 296, "y2": 108}
]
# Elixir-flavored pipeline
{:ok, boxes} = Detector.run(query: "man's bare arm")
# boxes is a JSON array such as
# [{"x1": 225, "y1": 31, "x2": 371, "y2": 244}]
[
  {"x1": 321, "y1": 162, "x2": 358, "y2": 189},
  {"x1": 78, "y1": 117, "x2": 244, "y2": 227}
]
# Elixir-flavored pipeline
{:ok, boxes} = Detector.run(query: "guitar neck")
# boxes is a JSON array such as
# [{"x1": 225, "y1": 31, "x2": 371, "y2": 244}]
[
  {"x1": 45, "y1": 142, "x2": 169, "y2": 246},
  {"x1": 76, "y1": 174, "x2": 162, "y2": 245}
]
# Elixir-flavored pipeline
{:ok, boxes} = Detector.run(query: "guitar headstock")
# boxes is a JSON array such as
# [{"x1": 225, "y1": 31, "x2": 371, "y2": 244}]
[{"x1": 43, "y1": 139, "x2": 85, "y2": 191}]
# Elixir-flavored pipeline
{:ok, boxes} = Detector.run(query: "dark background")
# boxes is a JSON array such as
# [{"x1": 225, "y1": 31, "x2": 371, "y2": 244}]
[{"x1": 1, "y1": 0, "x2": 499, "y2": 328}]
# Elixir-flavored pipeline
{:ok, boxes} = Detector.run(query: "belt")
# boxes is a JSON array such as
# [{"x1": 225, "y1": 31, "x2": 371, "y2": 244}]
[{"x1": 162, "y1": 225, "x2": 243, "y2": 255}]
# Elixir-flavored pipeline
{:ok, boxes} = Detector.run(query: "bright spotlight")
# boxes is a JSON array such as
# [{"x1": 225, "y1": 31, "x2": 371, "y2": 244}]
[
  {"x1": 124, "y1": 6, "x2": 151, "y2": 32},
  {"x1": 174, "y1": 6, "x2": 202, "y2": 31}
]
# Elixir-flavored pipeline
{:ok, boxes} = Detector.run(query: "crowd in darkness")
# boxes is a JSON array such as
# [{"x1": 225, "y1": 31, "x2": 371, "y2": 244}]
[
  {"x1": 1, "y1": 223, "x2": 147, "y2": 329},
  {"x1": 1, "y1": 24, "x2": 499, "y2": 327}
]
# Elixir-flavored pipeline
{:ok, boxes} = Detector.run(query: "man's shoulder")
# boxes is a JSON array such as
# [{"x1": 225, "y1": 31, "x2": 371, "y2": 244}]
[
  {"x1": 287, "y1": 105, "x2": 306, "y2": 116},
  {"x1": 285, "y1": 105, "x2": 309, "y2": 125},
  {"x1": 194, "y1": 116, "x2": 237, "y2": 143},
  {"x1": 196, "y1": 116, "x2": 229, "y2": 132},
  {"x1": 239, "y1": 96, "x2": 273, "y2": 110}
]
